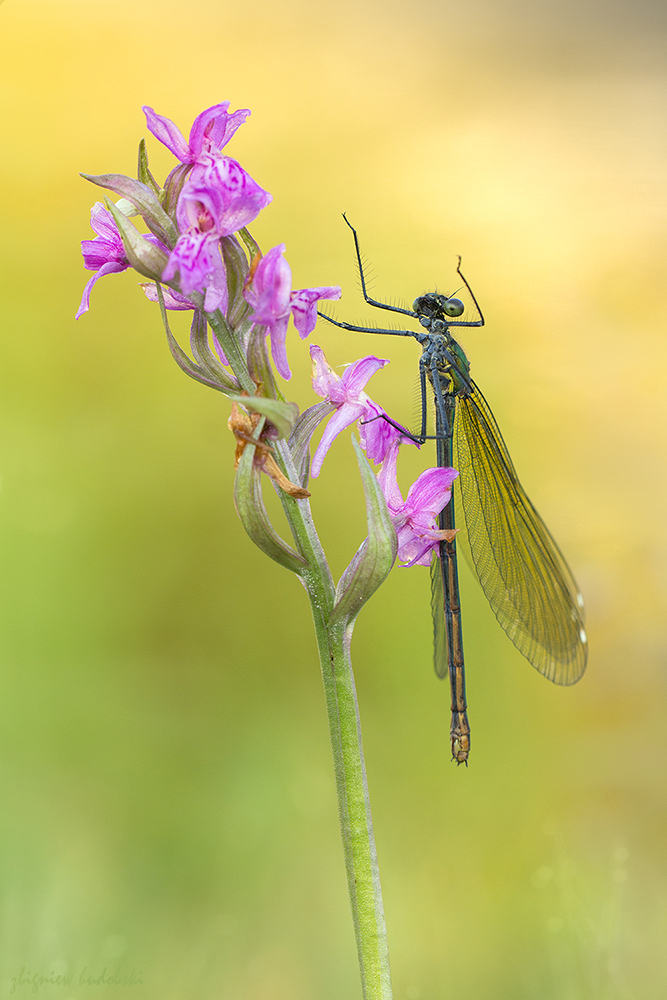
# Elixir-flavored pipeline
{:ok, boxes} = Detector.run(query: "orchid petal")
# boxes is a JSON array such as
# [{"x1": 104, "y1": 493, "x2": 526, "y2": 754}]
[
  {"x1": 267, "y1": 315, "x2": 292, "y2": 380},
  {"x1": 178, "y1": 159, "x2": 272, "y2": 240},
  {"x1": 359, "y1": 402, "x2": 413, "y2": 466},
  {"x1": 405, "y1": 467, "x2": 459, "y2": 516},
  {"x1": 190, "y1": 103, "x2": 251, "y2": 156},
  {"x1": 75, "y1": 261, "x2": 127, "y2": 319},
  {"x1": 140, "y1": 283, "x2": 194, "y2": 310},
  {"x1": 308, "y1": 345, "x2": 403, "y2": 474},
  {"x1": 188, "y1": 102, "x2": 231, "y2": 158},
  {"x1": 162, "y1": 230, "x2": 221, "y2": 298},
  {"x1": 310, "y1": 344, "x2": 344, "y2": 399},
  {"x1": 79, "y1": 203, "x2": 127, "y2": 271},
  {"x1": 290, "y1": 285, "x2": 341, "y2": 338},
  {"x1": 310, "y1": 401, "x2": 366, "y2": 478},
  {"x1": 88, "y1": 201, "x2": 123, "y2": 241},
  {"x1": 341, "y1": 355, "x2": 389, "y2": 397},
  {"x1": 202, "y1": 250, "x2": 229, "y2": 314},
  {"x1": 202, "y1": 157, "x2": 272, "y2": 236},
  {"x1": 400, "y1": 532, "x2": 450, "y2": 567},
  {"x1": 142, "y1": 106, "x2": 191, "y2": 162},
  {"x1": 376, "y1": 442, "x2": 458, "y2": 567},
  {"x1": 244, "y1": 244, "x2": 291, "y2": 325},
  {"x1": 376, "y1": 440, "x2": 404, "y2": 510},
  {"x1": 244, "y1": 246, "x2": 298, "y2": 380}
]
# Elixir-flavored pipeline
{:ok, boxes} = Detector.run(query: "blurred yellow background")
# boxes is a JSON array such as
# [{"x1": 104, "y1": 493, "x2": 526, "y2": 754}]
[{"x1": 1, "y1": 0, "x2": 666, "y2": 997}]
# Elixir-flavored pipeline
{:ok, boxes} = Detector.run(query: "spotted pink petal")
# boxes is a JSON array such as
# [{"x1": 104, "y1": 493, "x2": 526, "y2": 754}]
[{"x1": 290, "y1": 286, "x2": 341, "y2": 338}]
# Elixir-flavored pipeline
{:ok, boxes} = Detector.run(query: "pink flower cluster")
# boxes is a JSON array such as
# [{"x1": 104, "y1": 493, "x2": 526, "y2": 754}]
[
  {"x1": 142, "y1": 103, "x2": 268, "y2": 315},
  {"x1": 77, "y1": 102, "x2": 340, "y2": 381},
  {"x1": 309, "y1": 344, "x2": 457, "y2": 566}
]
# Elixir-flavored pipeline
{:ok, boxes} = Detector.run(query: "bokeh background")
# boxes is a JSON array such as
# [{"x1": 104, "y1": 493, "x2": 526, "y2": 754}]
[{"x1": 1, "y1": 0, "x2": 666, "y2": 997}]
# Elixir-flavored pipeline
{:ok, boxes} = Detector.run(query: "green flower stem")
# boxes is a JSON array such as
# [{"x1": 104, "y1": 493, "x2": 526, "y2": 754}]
[
  {"x1": 210, "y1": 320, "x2": 393, "y2": 998},
  {"x1": 309, "y1": 610, "x2": 393, "y2": 1000},
  {"x1": 275, "y1": 438, "x2": 393, "y2": 999}
]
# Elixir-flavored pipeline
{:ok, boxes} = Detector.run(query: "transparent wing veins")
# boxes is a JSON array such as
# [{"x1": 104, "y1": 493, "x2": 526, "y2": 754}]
[{"x1": 454, "y1": 381, "x2": 587, "y2": 685}]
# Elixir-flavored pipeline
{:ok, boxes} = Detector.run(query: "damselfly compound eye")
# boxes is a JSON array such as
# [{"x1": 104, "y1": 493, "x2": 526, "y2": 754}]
[{"x1": 444, "y1": 297, "x2": 465, "y2": 318}]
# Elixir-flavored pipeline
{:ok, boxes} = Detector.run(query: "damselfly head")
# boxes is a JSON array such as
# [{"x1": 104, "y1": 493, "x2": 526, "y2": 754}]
[{"x1": 413, "y1": 292, "x2": 465, "y2": 323}]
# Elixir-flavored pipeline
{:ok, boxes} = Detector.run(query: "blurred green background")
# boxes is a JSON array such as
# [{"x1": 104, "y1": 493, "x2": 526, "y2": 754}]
[{"x1": 1, "y1": 0, "x2": 666, "y2": 997}]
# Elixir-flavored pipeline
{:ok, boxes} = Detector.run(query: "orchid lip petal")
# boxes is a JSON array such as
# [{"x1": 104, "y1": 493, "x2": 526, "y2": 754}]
[
  {"x1": 376, "y1": 441, "x2": 459, "y2": 567},
  {"x1": 177, "y1": 158, "x2": 272, "y2": 240}
]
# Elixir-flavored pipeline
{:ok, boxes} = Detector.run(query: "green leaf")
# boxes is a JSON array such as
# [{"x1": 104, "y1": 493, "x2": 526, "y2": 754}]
[
  {"x1": 137, "y1": 138, "x2": 161, "y2": 197},
  {"x1": 234, "y1": 424, "x2": 309, "y2": 575},
  {"x1": 82, "y1": 172, "x2": 178, "y2": 248},
  {"x1": 330, "y1": 437, "x2": 397, "y2": 627},
  {"x1": 220, "y1": 235, "x2": 252, "y2": 329},
  {"x1": 154, "y1": 284, "x2": 232, "y2": 394},
  {"x1": 236, "y1": 227, "x2": 261, "y2": 258},
  {"x1": 288, "y1": 400, "x2": 336, "y2": 487},
  {"x1": 245, "y1": 324, "x2": 277, "y2": 401},
  {"x1": 188, "y1": 311, "x2": 240, "y2": 392},
  {"x1": 204, "y1": 308, "x2": 255, "y2": 396}
]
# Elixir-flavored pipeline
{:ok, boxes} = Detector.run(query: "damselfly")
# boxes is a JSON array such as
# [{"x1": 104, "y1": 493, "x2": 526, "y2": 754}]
[{"x1": 321, "y1": 217, "x2": 587, "y2": 763}]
